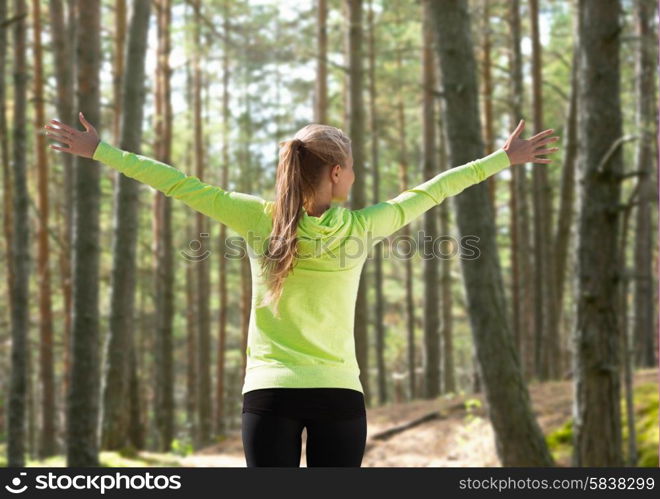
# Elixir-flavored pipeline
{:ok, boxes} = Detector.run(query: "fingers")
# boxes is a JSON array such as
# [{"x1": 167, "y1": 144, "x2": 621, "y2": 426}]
[
  {"x1": 44, "y1": 130, "x2": 72, "y2": 143},
  {"x1": 533, "y1": 158, "x2": 552, "y2": 164},
  {"x1": 44, "y1": 125, "x2": 74, "y2": 139},
  {"x1": 79, "y1": 112, "x2": 96, "y2": 133},
  {"x1": 534, "y1": 136, "x2": 560, "y2": 147},
  {"x1": 534, "y1": 147, "x2": 560, "y2": 155},
  {"x1": 529, "y1": 128, "x2": 554, "y2": 141},
  {"x1": 49, "y1": 144, "x2": 71, "y2": 152},
  {"x1": 79, "y1": 112, "x2": 89, "y2": 130},
  {"x1": 47, "y1": 119, "x2": 78, "y2": 135},
  {"x1": 512, "y1": 119, "x2": 525, "y2": 139}
]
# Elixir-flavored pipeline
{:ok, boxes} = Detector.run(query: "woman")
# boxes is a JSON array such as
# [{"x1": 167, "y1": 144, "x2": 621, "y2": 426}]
[{"x1": 44, "y1": 112, "x2": 559, "y2": 467}]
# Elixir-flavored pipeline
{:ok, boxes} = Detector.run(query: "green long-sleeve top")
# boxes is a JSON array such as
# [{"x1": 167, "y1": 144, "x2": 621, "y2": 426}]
[{"x1": 92, "y1": 140, "x2": 511, "y2": 395}]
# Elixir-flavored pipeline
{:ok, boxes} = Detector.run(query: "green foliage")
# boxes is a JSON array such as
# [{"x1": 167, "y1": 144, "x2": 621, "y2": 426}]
[
  {"x1": 621, "y1": 382, "x2": 659, "y2": 468},
  {"x1": 464, "y1": 397, "x2": 483, "y2": 424},
  {"x1": 546, "y1": 382, "x2": 659, "y2": 467},
  {"x1": 171, "y1": 438, "x2": 195, "y2": 457}
]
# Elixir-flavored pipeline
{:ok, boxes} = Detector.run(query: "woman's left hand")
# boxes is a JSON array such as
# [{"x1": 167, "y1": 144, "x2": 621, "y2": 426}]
[
  {"x1": 43, "y1": 112, "x2": 101, "y2": 159},
  {"x1": 502, "y1": 119, "x2": 560, "y2": 166}
]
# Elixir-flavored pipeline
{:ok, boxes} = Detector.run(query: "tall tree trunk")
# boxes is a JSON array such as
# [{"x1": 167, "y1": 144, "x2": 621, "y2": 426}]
[
  {"x1": 0, "y1": 2, "x2": 14, "y2": 444},
  {"x1": 632, "y1": 0, "x2": 658, "y2": 368},
  {"x1": 436, "y1": 95, "x2": 455, "y2": 394},
  {"x1": 392, "y1": 42, "x2": 417, "y2": 400},
  {"x1": 32, "y1": 0, "x2": 57, "y2": 459},
  {"x1": 1, "y1": 0, "x2": 15, "y2": 344},
  {"x1": 480, "y1": 0, "x2": 496, "y2": 215},
  {"x1": 421, "y1": 0, "x2": 439, "y2": 399},
  {"x1": 8, "y1": 0, "x2": 29, "y2": 468},
  {"x1": 214, "y1": 0, "x2": 231, "y2": 436},
  {"x1": 101, "y1": 0, "x2": 151, "y2": 451},
  {"x1": 572, "y1": 0, "x2": 624, "y2": 467},
  {"x1": 507, "y1": 0, "x2": 535, "y2": 380},
  {"x1": 314, "y1": 0, "x2": 327, "y2": 124},
  {"x1": 345, "y1": 0, "x2": 370, "y2": 405},
  {"x1": 552, "y1": 1, "x2": 579, "y2": 381},
  {"x1": 619, "y1": 184, "x2": 639, "y2": 466},
  {"x1": 112, "y1": 0, "x2": 126, "y2": 143},
  {"x1": 366, "y1": 0, "x2": 386, "y2": 405},
  {"x1": 67, "y1": 0, "x2": 101, "y2": 467},
  {"x1": 530, "y1": 0, "x2": 560, "y2": 381},
  {"x1": 192, "y1": 0, "x2": 212, "y2": 448},
  {"x1": 153, "y1": 0, "x2": 175, "y2": 452},
  {"x1": 430, "y1": 0, "x2": 554, "y2": 466},
  {"x1": 48, "y1": 0, "x2": 76, "y2": 415},
  {"x1": 184, "y1": 55, "x2": 198, "y2": 447}
]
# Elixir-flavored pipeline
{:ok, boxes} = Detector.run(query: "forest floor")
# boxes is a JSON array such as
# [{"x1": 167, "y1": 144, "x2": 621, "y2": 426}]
[
  {"x1": 4, "y1": 368, "x2": 654, "y2": 468},
  {"x1": 175, "y1": 368, "x2": 658, "y2": 467}
]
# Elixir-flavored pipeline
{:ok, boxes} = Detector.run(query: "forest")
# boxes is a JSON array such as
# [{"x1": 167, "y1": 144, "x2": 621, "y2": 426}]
[{"x1": 1, "y1": 0, "x2": 658, "y2": 468}]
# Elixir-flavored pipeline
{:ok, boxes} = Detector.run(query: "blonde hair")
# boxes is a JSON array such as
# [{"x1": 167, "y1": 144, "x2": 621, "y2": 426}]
[{"x1": 258, "y1": 124, "x2": 352, "y2": 317}]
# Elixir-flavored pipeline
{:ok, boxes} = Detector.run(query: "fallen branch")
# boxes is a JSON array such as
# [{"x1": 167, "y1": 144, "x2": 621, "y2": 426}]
[
  {"x1": 363, "y1": 402, "x2": 472, "y2": 454},
  {"x1": 371, "y1": 411, "x2": 443, "y2": 442}
]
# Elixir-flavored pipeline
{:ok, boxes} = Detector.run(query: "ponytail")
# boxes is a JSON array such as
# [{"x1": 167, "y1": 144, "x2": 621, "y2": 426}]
[
  {"x1": 258, "y1": 125, "x2": 351, "y2": 317},
  {"x1": 259, "y1": 139, "x2": 306, "y2": 317}
]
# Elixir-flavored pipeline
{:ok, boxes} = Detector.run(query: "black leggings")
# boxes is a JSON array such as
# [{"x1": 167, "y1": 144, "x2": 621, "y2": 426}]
[{"x1": 241, "y1": 388, "x2": 367, "y2": 467}]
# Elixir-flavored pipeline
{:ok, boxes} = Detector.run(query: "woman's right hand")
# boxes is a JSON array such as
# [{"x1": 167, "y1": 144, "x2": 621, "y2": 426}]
[
  {"x1": 502, "y1": 119, "x2": 560, "y2": 166},
  {"x1": 43, "y1": 112, "x2": 101, "y2": 159}
]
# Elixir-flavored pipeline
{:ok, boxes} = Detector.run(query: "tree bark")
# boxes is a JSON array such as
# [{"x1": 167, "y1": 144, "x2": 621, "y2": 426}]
[
  {"x1": 7, "y1": 0, "x2": 29, "y2": 468},
  {"x1": 572, "y1": 0, "x2": 624, "y2": 467},
  {"x1": 67, "y1": 0, "x2": 102, "y2": 467},
  {"x1": 430, "y1": 0, "x2": 554, "y2": 466},
  {"x1": 632, "y1": 0, "x2": 658, "y2": 368},
  {"x1": 345, "y1": 0, "x2": 370, "y2": 405},
  {"x1": 422, "y1": 0, "x2": 440, "y2": 399},
  {"x1": 101, "y1": 0, "x2": 151, "y2": 452},
  {"x1": 366, "y1": 0, "x2": 387, "y2": 404}
]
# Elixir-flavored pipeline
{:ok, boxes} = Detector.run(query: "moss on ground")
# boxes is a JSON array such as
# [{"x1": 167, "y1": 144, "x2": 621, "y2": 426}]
[{"x1": 546, "y1": 381, "x2": 658, "y2": 467}]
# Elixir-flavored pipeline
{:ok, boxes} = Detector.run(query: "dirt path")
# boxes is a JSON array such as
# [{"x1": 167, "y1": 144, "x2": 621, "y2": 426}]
[{"x1": 179, "y1": 368, "x2": 658, "y2": 467}]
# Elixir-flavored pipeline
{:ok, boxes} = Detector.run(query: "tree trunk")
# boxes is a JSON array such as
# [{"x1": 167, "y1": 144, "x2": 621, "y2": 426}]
[
  {"x1": 507, "y1": 0, "x2": 535, "y2": 380},
  {"x1": 67, "y1": 0, "x2": 102, "y2": 467},
  {"x1": 480, "y1": 0, "x2": 496, "y2": 215},
  {"x1": 32, "y1": 0, "x2": 57, "y2": 459},
  {"x1": 421, "y1": 0, "x2": 440, "y2": 399},
  {"x1": 8, "y1": 0, "x2": 29, "y2": 467},
  {"x1": 345, "y1": 0, "x2": 370, "y2": 405},
  {"x1": 619, "y1": 184, "x2": 639, "y2": 466},
  {"x1": 112, "y1": 0, "x2": 126, "y2": 143},
  {"x1": 390, "y1": 44, "x2": 417, "y2": 400},
  {"x1": 366, "y1": 0, "x2": 387, "y2": 405},
  {"x1": 552, "y1": 2, "x2": 579, "y2": 380},
  {"x1": 101, "y1": 0, "x2": 151, "y2": 452},
  {"x1": 632, "y1": 0, "x2": 658, "y2": 368},
  {"x1": 430, "y1": 0, "x2": 554, "y2": 466},
  {"x1": 192, "y1": 0, "x2": 212, "y2": 448},
  {"x1": 214, "y1": 0, "x2": 231, "y2": 437},
  {"x1": 530, "y1": 0, "x2": 560, "y2": 381},
  {"x1": 184, "y1": 54, "x2": 198, "y2": 447},
  {"x1": 435, "y1": 86, "x2": 455, "y2": 394},
  {"x1": 48, "y1": 0, "x2": 76, "y2": 417},
  {"x1": 314, "y1": 0, "x2": 327, "y2": 124},
  {"x1": 0, "y1": 0, "x2": 12, "y2": 439},
  {"x1": 153, "y1": 0, "x2": 175, "y2": 453},
  {"x1": 572, "y1": 0, "x2": 624, "y2": 467}
]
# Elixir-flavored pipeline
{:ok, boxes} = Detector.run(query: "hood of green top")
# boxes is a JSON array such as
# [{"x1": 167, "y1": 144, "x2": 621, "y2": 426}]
[{"x1": 262, "y1": 201, "x2": 355, "y2": 251}]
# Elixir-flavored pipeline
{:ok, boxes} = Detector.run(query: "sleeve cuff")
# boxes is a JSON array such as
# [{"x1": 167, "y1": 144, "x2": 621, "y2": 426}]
[
  {"x1": 92, "y1": 139, "x2": 114, "y2": 162},
  {"x1": 480, "y1": 148, "x2": 512, "y2": 178}
]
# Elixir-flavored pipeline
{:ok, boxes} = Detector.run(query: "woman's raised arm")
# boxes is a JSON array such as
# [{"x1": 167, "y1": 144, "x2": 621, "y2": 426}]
[
  {"x1": 44, "y1": 112, "x2": 266, "y2": 239},
  {"x1": 355, "y1": 119, "x2": 559, "y2": 243}
]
